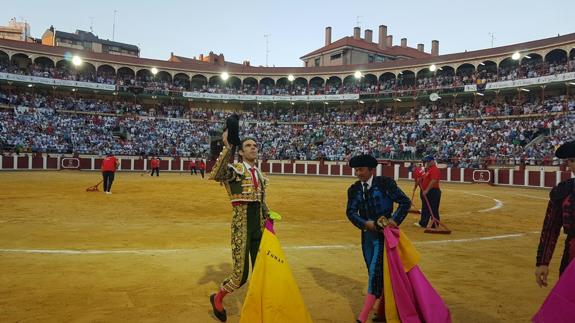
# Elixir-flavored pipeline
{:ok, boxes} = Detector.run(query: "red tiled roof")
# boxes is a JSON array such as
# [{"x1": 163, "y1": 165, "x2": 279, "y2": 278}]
[
  {"x1": 300, "y1": 36, "x2": 431, "y2": 59},
  {"x1": 1, "y1": 33, "x2": 574, "y2": 77}
]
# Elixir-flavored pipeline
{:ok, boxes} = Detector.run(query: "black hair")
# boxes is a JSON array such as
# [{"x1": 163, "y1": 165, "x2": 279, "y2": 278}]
[{"x1": 238, "y1": 137, "x2": 257, "y2": 151}]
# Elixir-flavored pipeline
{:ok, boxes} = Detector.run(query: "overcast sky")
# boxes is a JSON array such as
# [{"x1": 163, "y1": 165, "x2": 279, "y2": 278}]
[{"x1": 4, "y1": 0, "x2": 575, "y2": 67}]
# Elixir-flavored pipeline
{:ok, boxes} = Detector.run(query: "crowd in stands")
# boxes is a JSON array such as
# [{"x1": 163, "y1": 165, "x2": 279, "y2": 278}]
[
  {"x1": 1, "y1": 54, "x2": 574, "y2": 96},
  {"x1": 1, "y1": 89, "x2": 574, "y2": 168}
]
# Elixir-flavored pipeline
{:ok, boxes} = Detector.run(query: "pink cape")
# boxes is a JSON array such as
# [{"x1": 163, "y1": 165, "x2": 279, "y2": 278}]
[
  {"x1": 532, "y1": 260, "x2": 575, "y2": 323},
  {"x1": 384, "y1": 227, "x2": 452, "y2": 323}
]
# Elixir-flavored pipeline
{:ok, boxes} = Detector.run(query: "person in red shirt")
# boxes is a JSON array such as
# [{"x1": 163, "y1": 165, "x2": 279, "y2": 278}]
[
  {"x1": 409, "y1": 162, "x2": 425, "y2": 213},
  {"x1": 150, "y1": 156, "x2": 160, "y2": 177},
  {"x1": 189, "y1": 159, "x2": 197, "y2": 175},
  {"x1": 416, "y1": 155, "x2": 441, "y2": 228},
  {"x1": 411, "y1": 162, "x2": 425, "y2": 194},
  {"x1": 101, "y1": 153, "x2": 119, "y2": 195},
  {"x1": 198, "y1": 159, "x2": 206, "y2": 179}
]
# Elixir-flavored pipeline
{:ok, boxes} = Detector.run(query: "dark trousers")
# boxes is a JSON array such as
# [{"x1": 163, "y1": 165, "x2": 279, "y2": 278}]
[
  {"x1": 151, "y1": 167, "x2": 159, "y2": 176},
  {"x1": 420, "y1": 188, "x2": 441, "y2": 227},
  {"x1": 102, "y1": 171, "x2": 115, "y2": 192},
  {"x1": 200, "y1": 169, "x2": 205, "y2": 178},
  {"x1": 190, "y1": 167, "x2": 196, "y2": 175}
]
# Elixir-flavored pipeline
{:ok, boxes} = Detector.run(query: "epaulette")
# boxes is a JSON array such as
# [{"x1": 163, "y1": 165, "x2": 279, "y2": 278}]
[
  {"x1": 230, "y1": 163, "x2": 245, "y2": 175},
  {"x1": 208, "y1": 146, "x2": 232, "y2": 181}
]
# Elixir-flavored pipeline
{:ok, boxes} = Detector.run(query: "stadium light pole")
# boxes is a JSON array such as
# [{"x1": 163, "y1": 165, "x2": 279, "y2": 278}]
[
  {"x1": 220, "y1": 72, "x2": 230, "y2": 93},
  {"x1": 288, "y1": 74, "x2": 295, "y2": 95},
  {"x1": 72, "y1": 55, "x2": 83, "y2": 67},
  {"x1": 151, "y1": 67, "x2": 158, "y2": 96},
  {"x1": 429, "y1": 64, "x2": 440, "y2": 89},
  {"x1": 354, "y1": 71, "x2": 362, "y2": 93},
  {"x1": 72, "y1": 55, "x2": 83, "y2": 82}
]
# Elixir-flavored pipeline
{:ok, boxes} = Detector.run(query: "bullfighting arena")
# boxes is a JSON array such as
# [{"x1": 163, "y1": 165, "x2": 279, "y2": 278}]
[{"x1": 0, "y1": 171, "x2": 561, "y2": 322}]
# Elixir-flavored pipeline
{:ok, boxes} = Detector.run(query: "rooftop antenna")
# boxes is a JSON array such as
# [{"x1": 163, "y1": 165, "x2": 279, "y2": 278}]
[
  {"x1": 264, "y1": 34, "x2": 271, "y2": 67},
  {"x1": 356, "y1": 16, "x2": 362, "y2": 27},
  {"x1": 89, "y1": 17, "x2": 94, "y2": 33},
  {"x1": 112, "y1": 10, "x2": 117, "y2": 40},
  {"x1": 488, "y1": 32, "x2": 495, "y2": 48}
]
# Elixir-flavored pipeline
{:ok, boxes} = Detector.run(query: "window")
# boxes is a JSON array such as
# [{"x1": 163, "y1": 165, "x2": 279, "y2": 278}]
[
  {"x1": 314, "y1": 58, "x2": 320, "y2": 67},
  {"x1": 375, "y1": 55, "x2": 385, "y2": 63},
  {"x1": 368, "y1": 55, "x2": 375, "y2": 63},
  {"x1": 330, "y1": 53, "x2": 341, "y2": 60}
]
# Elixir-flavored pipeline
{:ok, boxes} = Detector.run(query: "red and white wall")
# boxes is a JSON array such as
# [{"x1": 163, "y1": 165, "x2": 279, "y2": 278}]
[{"x1": 1, "y1": 154, "x2": 573, "y2": 189}]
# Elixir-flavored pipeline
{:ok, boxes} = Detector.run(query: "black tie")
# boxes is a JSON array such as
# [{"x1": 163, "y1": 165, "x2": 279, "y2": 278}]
[{"x1": 363, "y1": 182, "x2": 369, "y2": 201}]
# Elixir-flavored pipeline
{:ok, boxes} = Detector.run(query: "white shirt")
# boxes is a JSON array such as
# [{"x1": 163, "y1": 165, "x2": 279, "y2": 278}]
[
  {"x1": 362, "y1": 175, "x2": 374, "y2": 190},
  {"x1": 244, "y1": 161, "x2": 259, "y2": 187}
]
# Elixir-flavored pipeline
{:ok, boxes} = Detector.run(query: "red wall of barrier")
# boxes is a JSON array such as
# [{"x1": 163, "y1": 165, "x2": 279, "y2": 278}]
[
  {"x1": 3, "y1": 157, "x2": 13, "y2": 169},
  {"x1": 528, "y1": 171, "x2": 539, "y2": 186},
  {"x1": 46, "y1": 156, "x2": 58, "y2": 169},
  {"x1": 32, "y1": 156, "x2": 43, "y2": 169},
  {"x1": 134, "y1": 159, "x2": 144, "y2": 171},
  {"x1": 545, "y1": 172, "x2": 556, "y2": 187},
  {"x1": 342, "y1": 165, "x2": 353, "y2": 176},
  {"x1": 308, "y1": 164, "x2": 317, "y2": 175},
  {"x1": 463, "y1": 169, "x2": 474, "y2": 182},
  {"x1": 272, "y1": 163, "x2": 282, "y2": 173},
  {"x1": 331, "y1": 165, "x2": 340, "y2": 176},
  {"x1": 80, "y1": 158, "x2": 91, "y2": 170},
  {"x1": 498, "y1": 169, "x2": 510, "y2": 184},
  {"x1": 513, "y1": 170, "x2": 524, "y2": 186},
  {"x1": 451, "y1": 168, "x2": 461, "y2": 182},
  {"x1": 17, "y1": 156, "x2": 27, "y2": 168},
  {"x1": 121, "y1": 159, "x2": 131, "y2": 170},
  {"x1": 398, "y1": 166, "x2": 409, "y2": 179},
  {"x1": 295, "y1": 164, "x2": 305, "y2": 174},
  {"x1": 2, "y1": 155, "x2": 573, "y2": 190},
  {"x1": 439, "y1": 168, "x2": 448, "y2": 181}
]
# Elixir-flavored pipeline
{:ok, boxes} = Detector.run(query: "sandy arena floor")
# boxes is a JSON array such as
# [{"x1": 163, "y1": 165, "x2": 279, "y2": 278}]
[{"x1": 0, "y1": 171, "x2": 564, "y2": 322}]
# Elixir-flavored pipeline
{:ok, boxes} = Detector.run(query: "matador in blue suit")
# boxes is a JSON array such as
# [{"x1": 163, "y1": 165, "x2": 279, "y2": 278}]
[{"x1": 346, "y1": 154, "x2": 411, "y2": 323}]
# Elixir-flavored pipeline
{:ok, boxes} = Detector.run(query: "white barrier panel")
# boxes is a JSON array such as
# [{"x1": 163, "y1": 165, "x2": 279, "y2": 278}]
[
  {"x1": 464, "y1": 72, "x2": 575, "y2": 92},
  {"x1": 0, "y1": 72, "x2": 116, "y2": 91},
  {"x1": 182, "y1": 91, "x2": 359, "y2": 102}
]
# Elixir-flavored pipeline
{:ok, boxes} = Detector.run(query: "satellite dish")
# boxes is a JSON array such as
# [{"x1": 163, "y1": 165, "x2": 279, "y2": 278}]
[{"x1": 429, "y1": 93, "x2": 440, "y2": 102}]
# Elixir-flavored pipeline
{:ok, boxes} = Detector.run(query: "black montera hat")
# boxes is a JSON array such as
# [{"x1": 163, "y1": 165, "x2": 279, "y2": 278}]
[
  {"x1": 555, "y1": 140, "x2": 575, "y2": 159},
  {"x1": 349, "y1": 154, "x2": 378, "y2": 168}
]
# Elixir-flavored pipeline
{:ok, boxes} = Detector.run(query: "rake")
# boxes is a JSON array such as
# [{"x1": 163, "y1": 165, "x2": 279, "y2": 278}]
[
  {"x1": 420, "y1": 185, "x2": 451, "y2": 234},
  {"x1": 86, "y1": 180, "x2": 103, "y2": 192}
]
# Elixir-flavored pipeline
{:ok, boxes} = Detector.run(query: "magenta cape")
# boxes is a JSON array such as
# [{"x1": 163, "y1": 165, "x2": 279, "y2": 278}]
[
  {"x1": 532, "y1": 260, "x2": 575, "y2": 323},
  {"x1": 383, "y1": 227, "x2": 451, "y2": 323}
]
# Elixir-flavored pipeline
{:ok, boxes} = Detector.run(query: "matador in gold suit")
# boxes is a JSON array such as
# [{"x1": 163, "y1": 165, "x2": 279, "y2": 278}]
[{"x1": 208, "y1": 138, "x2": 270, "y2": 322}]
